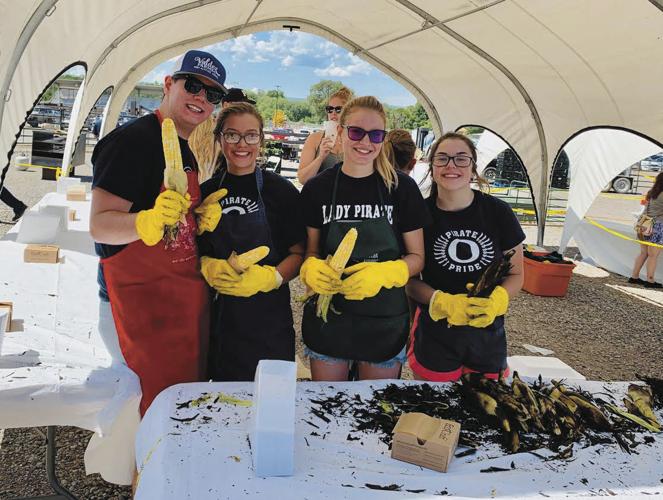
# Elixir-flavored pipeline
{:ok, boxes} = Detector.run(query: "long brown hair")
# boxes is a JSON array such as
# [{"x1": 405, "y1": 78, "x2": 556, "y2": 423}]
[
  {"x1": 647, "y1": 171, "x2": 663, "y2": 201},
  {"x1": 427, "y1": 132, "x2": 488, "y2": 200},
  {"x1": 338, "y1": 96, "x2": 397, "y2": 190},
  {"x1": 385, "y1": 129, "x2": 416, "y2": 172}
]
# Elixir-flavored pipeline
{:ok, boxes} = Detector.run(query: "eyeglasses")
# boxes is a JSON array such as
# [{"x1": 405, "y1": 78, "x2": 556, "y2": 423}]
[
  {"x1": 432, "y1": 154, "x2": 474, "y2": 168},
  {"x1": 344, "y1": 125, "x2": 387, "y2": 144},
  {"x1": 220, "y1": 131, "x2": 262, "y2": 145},
  {"x1": 325, "y1": 106, "x2": 343, "y2": 114},
  {"x1": 173, "y1": 75, "x2": 225, "y2": 105}
]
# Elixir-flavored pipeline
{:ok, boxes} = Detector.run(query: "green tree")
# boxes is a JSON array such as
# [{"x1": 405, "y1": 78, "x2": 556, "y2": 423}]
[
  {"x1": 283, "y1": 101, "x2": 312, "y2": 122},
  {"x1": 42, "y1": 83, "x2": 59, "y2": 103},
  {"x1": 307, "y1": 80, "x2": 349, "y2": 122}
]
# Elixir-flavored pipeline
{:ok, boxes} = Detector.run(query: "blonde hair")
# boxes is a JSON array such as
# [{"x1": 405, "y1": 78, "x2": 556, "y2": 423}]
[
  {"x1": 188, "y1": 115, "x2": 220, "y2": 183},
  {"x1": 329, "y1": 86, "x2": 353, "y2": 104},
  {"x1": 385, "y1": 129, "x2": 416, "y2": 172},
  {"x1": 338, "y1": 96, "x2": 397, "y2": 191}
]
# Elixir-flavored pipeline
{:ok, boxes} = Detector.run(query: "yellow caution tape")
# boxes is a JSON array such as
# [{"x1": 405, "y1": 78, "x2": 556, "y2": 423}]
[{"x1": 585, "y1": 217, "x2": 663, "y2": 249}]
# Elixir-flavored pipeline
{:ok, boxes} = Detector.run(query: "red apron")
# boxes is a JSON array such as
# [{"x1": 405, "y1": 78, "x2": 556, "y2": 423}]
[{"x1": 101, "y1": 119, "x2": 209, "y2": 416}]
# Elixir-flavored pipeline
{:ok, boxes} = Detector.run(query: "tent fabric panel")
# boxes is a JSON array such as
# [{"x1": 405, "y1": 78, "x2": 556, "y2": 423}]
[{"x1": 559, "y1": 129, "x2": 662, "y2": 251}]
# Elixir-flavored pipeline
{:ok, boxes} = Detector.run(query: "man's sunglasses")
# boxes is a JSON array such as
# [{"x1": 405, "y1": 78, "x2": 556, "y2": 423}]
[
  {"x1": 173, "y1": 75, "x2": 225, "y2": 105},
  {"x1": 344, "y1": 125, "x2": 387, "y2": 144},
  {"x1": 325, "y1": 105, "x2": 343, "y2": 114}
]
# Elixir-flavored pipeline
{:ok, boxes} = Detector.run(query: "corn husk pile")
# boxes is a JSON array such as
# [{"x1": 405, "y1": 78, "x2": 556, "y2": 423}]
[{"x1": 310, "y1": 375, "x2": 661, "y2": 457}]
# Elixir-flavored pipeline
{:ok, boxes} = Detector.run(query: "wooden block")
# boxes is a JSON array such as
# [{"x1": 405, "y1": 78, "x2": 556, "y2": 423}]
[
  {"x1": 66, "y1": 185, "x2": 86, "y2": 201},
  {"x1": 24, "y1": 244, "x2": 59, "y2": 264},
  {"x1": 68, "y1": 209, "x2": 77, "y2": 221}
]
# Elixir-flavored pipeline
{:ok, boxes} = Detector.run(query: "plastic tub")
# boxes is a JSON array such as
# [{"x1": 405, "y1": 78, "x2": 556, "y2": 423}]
[{"x1": 523, "y1": 256, "x2": 576, "y2": 297}]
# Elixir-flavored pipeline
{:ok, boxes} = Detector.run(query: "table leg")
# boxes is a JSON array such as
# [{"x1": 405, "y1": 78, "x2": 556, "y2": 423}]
[{"x1": 10, "y1": 426, "x2": 78, "y2": 500}]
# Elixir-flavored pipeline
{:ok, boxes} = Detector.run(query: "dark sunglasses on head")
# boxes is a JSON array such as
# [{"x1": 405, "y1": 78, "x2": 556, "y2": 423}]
[
  {"x1": 325, "y1": 105, "x2": 343, "y2": 114},
  {"x1": 173, "y1": 75, "x2": 225, "y2": 105},
  {"x1": 344, "y1": 125, "x2": 387, "y2": 144}
]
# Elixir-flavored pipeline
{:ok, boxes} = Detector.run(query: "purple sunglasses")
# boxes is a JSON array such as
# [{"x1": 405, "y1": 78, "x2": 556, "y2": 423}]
[{"x1": 344, "y1": 125, "x2": 387, "y2": 144}]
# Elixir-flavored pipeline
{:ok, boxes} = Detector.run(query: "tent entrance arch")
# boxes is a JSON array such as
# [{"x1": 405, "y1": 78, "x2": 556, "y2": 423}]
[{"x1": 2, "y1": 1, "x2": 663, "y2": 247}]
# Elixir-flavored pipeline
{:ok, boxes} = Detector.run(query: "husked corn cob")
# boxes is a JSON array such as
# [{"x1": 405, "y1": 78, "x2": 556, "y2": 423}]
[
  {"x1": 162, "y1": 118, "x2": 188, "y2": 196},
  {"x1": 317, "y1": 227, "x2": 358, "y2": 322},
  {"x1": 228, "y1": 246, "x2": 271, "y2": 273}
]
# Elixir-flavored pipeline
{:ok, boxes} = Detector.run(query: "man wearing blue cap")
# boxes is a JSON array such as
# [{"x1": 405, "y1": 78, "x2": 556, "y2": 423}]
[{"x1": 90, "y1": 49, "x2": 228, "y2": 416}]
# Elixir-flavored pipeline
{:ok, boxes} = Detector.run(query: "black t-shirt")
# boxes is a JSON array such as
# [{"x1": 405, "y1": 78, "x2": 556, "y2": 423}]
[
  {"x1": 300, "y1": 165, "x2": 431, "y2": 252},
  {"x1": 422, "y1": 190, "x2": 525, "y2": 295},
  {"x1": 91, "y1": 113, "x2": 198, "y2": 259},
  {"x1": 198, "y1": 169, "x2": 305, "y2": 259}
]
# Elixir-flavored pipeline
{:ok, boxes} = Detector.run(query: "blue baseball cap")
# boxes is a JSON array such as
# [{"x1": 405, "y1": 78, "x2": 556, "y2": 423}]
[{"x1": 172, "y1": 50, "x2": 227, "y2": 91}]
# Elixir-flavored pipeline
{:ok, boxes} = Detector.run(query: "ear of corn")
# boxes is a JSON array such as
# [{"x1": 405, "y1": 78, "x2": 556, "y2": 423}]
[
  {"x1": 162, "y1": 118, "x2": 188, "y2": 196},
  {"x1": 228, "y1": 246, "x2": 270, "y2": 273},
  {"x1": 316, "y1": 227, "x2": 358, "y2": 322}
]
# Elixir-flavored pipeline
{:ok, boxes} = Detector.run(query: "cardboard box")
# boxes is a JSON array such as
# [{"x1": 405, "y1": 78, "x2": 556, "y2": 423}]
[
  {"x1": 24, "y1": 244, "x2": 59, "y2": 264},
  {"x1": 0, "y1": 302, "x2": 12, "y2": 333},
  {"x1": 391, "y1": 412, "x2": 460, "y2": 473},
  {"x1": 66, "y1": 185, "x2": 87, "y2": 201}
]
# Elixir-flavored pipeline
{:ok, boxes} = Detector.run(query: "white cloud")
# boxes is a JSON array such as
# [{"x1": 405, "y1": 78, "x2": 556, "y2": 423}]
[
  {"x1": 282, "y1": 55, "x2": 295, "y2": 67},
  {"x1": 314, "y1": 54, "x2": 373, "y2": 77}
]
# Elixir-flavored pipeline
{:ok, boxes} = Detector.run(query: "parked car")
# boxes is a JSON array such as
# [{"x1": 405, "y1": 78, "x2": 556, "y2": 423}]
[{"x1": 640, "y1": 153, "x2": 663, "y2": 172}]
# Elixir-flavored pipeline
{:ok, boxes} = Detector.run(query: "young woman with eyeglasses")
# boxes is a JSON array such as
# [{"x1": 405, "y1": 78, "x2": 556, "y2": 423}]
[
  {"x1": 197, "y1": 103, "x2": 306, "y2": 381},
  {"x1": 300, "y1": 96, "x2": 430, "y2": 381},
  {"x1": 297, "y1": 86, "x2": 353, "y2": 184},
  {"x1": 406, "y1": 132, "x2": 525, "y2": 382}
]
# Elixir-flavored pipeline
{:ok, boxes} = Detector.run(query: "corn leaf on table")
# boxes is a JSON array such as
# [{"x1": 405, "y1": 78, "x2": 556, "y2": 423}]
[{"x1": 135, "y1": 380, "x2": 663, "y2": 500}]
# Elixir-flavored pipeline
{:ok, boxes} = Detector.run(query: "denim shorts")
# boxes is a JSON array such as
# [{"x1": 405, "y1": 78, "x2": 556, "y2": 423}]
[{"x1": 304, "y1": 345, "x2": 407, "y2": 369}]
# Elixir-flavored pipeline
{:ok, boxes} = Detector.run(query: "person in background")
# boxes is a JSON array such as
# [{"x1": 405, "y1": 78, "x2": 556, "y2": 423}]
[
  {"x1": 198, "y1": 103, "x2": 305, "y2": 381},
  {"x1": 297, "y1": 86, "x2": 353, "y2": 184},
  {"x1": 90, "y1": 49, "x2": 228, "y2": 415},
  {"x1": 630, "y1": 171, "x2": 663, "y2": 288},
  {"x1": 385, "y1": 129, "x2": 417, "y2": 174},
  {"x1": 0, "y1": 186, "x2": 27, "y2": 222},
  {"x1": 406, "y1": 132, "x2": 524, "y2": 382},
  {"x1": 221, "y1": 87, "x2": 256, "y2": 108},
  {"x1": 300, "y1": 96, "x2": 429, "y2": 381}
]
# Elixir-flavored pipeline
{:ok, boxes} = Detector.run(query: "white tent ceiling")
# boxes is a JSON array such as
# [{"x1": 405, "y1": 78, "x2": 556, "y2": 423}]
[{"x1": 2, "y1": 0, "x2": 663, "y2": 243}]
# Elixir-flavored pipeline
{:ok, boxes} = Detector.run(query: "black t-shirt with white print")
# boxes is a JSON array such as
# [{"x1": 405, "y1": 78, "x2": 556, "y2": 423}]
[
  {"x1": 198, "y1": 169, "x2": 305, "y2": 259},
  {"x1": 422, "y1": 190, "x2": 525, "y2": 295},
  {"x1": 92, "y1": 113, "x2": 198, "y2": 259},
  {"x1": 300, "y1": 165, "x2": 431, "y2": 253}
]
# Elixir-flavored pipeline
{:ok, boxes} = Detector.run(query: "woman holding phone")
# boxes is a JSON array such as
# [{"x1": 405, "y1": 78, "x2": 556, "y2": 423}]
[{"x1": 297, "y1": 87, "x2": 353, "y2": 184}]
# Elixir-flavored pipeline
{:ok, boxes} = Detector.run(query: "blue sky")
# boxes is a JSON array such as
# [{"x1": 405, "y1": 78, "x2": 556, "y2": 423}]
[{"x1": 139, "y1": 31, "x2": 417, "y2": 107}]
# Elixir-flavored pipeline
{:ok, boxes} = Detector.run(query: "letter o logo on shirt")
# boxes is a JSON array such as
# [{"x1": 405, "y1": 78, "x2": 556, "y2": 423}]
[{"x1": 447, "y1": 238, "x2": 480, "y2": 264}]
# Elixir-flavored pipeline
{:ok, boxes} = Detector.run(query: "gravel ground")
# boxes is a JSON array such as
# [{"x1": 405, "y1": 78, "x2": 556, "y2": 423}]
[{"x1": 1, "y1": 156, "x2": 662, "y2": 498}]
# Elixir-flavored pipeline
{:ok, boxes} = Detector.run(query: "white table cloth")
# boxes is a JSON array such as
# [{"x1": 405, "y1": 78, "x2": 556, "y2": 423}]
[
  {"x1": 135, "y1": 380, "x2": 663, "y2": 499},
  {"x1": 0, "y1": 192, "x2": 141, "y2": 485}
]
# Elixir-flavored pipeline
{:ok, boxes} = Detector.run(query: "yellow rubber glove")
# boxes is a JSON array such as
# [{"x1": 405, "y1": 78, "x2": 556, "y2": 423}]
[
  {"x1": 466, "y1": 286, "x2": 509, "y2": 328},
  {"x1": 428, "y1": 290, "x2": 474, "y2": 326},
  {"x1": 341, "y1": 260, "x2": 409, "y2": 301},
  {"x1": 215, "y1": 264, "x2": 280, "y2": 297},
  {"x1": 200, "y1": 256, "x2": 241, "y2": 289},
  {"x1": 135, "y1": 190, "x2": 190, "y2": 246},
  {"x1": 300, "y1": 256, "x2": 342, "y2": 294},
  {"x1": 194, "y1": 188, "x2": 227, "y2": 235}
]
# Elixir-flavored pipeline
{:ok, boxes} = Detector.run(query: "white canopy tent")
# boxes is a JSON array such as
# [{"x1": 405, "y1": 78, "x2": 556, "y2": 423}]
[{"x1": 2, "y1": 0, "x2": 663, "y2": 244}]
